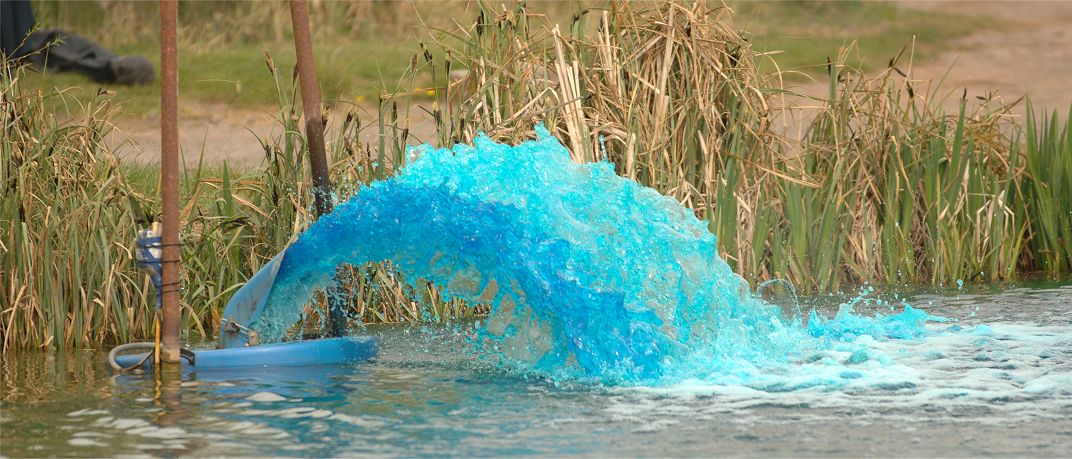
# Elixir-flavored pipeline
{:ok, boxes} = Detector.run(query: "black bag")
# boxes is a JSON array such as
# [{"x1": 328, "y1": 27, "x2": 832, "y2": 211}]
[{"x1": 2, "y1": 1, "x2": 153, "y2": 85}]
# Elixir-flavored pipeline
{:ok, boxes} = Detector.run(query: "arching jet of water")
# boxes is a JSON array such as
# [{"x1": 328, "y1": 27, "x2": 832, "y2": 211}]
[
  {"x1": 241, "y1": 126, "x2": 794, "y2": 380},
  {"x1": 242, "y1": 126, "x2": 934, "y2": 383}
]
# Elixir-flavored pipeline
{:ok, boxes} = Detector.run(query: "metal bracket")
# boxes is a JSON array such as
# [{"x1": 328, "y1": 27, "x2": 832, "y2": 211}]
[{"x1": 221, "y1": 317, "x2": 261, "y2": 346}]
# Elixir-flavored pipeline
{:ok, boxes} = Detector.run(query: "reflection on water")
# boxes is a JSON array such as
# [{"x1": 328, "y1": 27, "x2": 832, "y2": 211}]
[{"x1": 2, "y1": 283, "x2": 1072, "y2": 457}]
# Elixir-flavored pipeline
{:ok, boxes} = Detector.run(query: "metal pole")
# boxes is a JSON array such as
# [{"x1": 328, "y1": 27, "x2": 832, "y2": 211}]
[
  {"x1": 160, "y1": 0, "x2": 182, "y2": 363},
  {"x1": 289, "y1": 0, "x2": 333, "y2": 217},
  {"x1": 290, "y1": 0, "x2": 344, "y2": 337}
]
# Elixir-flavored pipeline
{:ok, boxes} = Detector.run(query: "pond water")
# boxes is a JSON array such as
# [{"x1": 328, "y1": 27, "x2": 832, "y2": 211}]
[{"x1": 2, "y1": 282, "x2": 1071, "y2": 457}]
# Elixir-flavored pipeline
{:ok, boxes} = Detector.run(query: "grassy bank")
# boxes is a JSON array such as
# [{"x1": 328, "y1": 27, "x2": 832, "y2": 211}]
[
  {"x1": 20, "y1": 0, "x2": 978, "y2": 116},
  {"x1": 2, "y1": 1, "x2": 1069, "y2": 349}
]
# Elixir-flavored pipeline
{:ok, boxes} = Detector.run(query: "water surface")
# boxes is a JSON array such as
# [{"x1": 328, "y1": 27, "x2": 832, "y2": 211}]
[{"x1": 3, "y1": 283, "x2": 1070, "y2": 457}]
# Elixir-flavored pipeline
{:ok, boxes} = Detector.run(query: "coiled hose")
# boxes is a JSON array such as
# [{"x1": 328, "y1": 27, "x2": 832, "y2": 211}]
[
  {"x1": 107, "y1": 341, "x2": 196, "y2": 371},
  {"x1": 106, "y1": 342, "x2": 158, "y2": 371},
  {"x1": 107, "y1": 314, "x2": 195, "y2": 372}
]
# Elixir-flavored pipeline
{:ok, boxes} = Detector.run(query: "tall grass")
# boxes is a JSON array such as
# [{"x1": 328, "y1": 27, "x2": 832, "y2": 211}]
[
  {"x1": 2, "y1": 62, "x2": 155, "y2": 348},
  {"x1": 0, "y1": 50, "x2": 472, "y2": 349},
  {"x1": 768, "y1": 55, "x2": 1030, "y2": 289},
  {"x1": 1024, "y1": 103, "x2": 1072, "y2": 274},
  {"x1": 420, "y1": 1, "x2": 1071, "y2": 289},
  {"x1": 3, "y1": 0, "x2": 1071, "y2": 350}
]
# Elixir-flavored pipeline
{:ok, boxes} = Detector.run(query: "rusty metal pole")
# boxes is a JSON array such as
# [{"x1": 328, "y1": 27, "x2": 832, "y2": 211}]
[
  {"x1": 159, "y1": 0, "x2": 182, "y2": 363},
  {"x1": 289, "y1": 0, "x2": 333, "y2": 217},
  {"x1": 290, "y1": 0, "x2": 345, "y2": 337}
]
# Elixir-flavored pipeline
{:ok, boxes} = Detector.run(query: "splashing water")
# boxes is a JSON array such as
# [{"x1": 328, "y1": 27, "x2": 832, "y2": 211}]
[{"x1": 251, "y1": 126, "x2": 937, "y2": 384}]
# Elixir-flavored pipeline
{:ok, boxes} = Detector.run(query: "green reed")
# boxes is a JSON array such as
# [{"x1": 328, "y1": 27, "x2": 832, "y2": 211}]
[
  {"x1": 0, "y1": 47, "x2": 476, "y2": 349},
  {"x1": 416, "y1": 0, "x2": 1071, "y2": 290},
  {"x1": 1, "y1": 61, "x2": 151, "y2": 349},
  {"x1": 1024, "y1": 103, "x2": 1072, "y2": 274}
]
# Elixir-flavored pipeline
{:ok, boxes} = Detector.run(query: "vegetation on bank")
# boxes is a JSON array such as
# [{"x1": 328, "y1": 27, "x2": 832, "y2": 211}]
[
  {"x1": 1, "y1": 53, "x2": 469, "y2": 349},
  {"x1": 431, "y1": 1, "x2": 1071, "y2": 290},
  {"x1": 2, "y1": 1, "x2": 1069, "y2": 349},
  {"x1": 22, "y1": 0, "x2": 977, "y2": 116}
]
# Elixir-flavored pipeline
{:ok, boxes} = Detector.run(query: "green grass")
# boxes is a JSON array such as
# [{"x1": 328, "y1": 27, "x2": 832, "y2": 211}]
[
  {"x1": 732, "y1": 1, "x2": 984, "y2": 79},
  {"x1": 21, "y1": 40, "x2": 427, "y2": 117},
  {"x1": 16, "y1": 1, "x2": 984, "y2": 117},
  {"x1": 21, "y1": 0, "x2": 468, "y2": 116},
  {"x1": 1025, "y1": 103, "x2": 1072, "y2": 273}
]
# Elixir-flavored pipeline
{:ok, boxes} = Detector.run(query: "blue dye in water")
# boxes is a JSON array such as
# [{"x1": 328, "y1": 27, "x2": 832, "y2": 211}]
[{"x1": 251, "y1": 126, "x2": 938, "y2": 385}]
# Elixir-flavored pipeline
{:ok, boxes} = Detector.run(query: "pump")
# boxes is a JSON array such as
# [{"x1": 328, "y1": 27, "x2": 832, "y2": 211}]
[{"x1": 107, "y1": 0, "x2": 377, "y2": 372}]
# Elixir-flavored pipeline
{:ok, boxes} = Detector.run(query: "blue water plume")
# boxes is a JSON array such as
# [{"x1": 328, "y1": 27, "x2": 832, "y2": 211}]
[{"x1": 251, "y1": 126, "x2": 936, "y2": 384}]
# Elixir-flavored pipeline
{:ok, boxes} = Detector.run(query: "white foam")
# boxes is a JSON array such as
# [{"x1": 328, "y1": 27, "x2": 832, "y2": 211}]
[
  {"x1": 610, "y1": 322, "x2": 1072, "y2": 424},
  {"x1": 246, "y1": 391, "x2": 287, "y2": 402}
]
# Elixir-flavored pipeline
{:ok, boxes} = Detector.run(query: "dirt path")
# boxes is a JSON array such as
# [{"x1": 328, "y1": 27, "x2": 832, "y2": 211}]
[
  {"x1": 107, "y1": 103, "x2": 278, "y2": 166},
  {"x1": 110, "y1": 1, "x2": 1072, "y2": 165},
  {"x1": 894, "y1": 1, "x2": 1072, "y2": 113},
  {"x1": 107, "y1": 100, "x2": 440, "y2": 167}
]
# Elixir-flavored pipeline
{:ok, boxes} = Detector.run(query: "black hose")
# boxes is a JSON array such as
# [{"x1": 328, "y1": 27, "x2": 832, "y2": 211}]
[
  {"x1": 107, "y1": 343, "x2": 197, "y2": 371},
  {"x1": 106, "y1": 342, "x2": 157, "y2": 372}
]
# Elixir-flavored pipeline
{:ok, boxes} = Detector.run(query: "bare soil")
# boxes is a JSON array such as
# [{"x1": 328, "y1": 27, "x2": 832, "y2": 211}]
[
  {"x1": 108, "y1": 102, "x2": 278, "y2": 166},
  {"x1": 893, "y1": 0, "x2": 1072, "y2": 112},
  {"x1": 110, "y1": 1, "x2": 1072, "y2": 166},
  {"x1": 107, "y1": 100, "x2": 440, "y2": 167}
]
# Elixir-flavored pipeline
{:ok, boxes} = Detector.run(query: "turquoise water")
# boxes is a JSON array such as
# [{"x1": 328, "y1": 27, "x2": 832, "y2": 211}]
[
  {"x1": 251, "y1": 127, "x2": 940, "y2": 386},
  {"x1": 2, "y1": 284, "x2": 1071, "y2": 457}
]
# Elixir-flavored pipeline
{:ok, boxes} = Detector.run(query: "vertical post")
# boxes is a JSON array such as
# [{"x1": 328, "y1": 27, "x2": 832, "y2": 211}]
[
  {"x1": 290, "y1": 0, "x2": 345, "y2": 337},
  {"x1": 159, "y1": 0, "x2": 182, "y2": 363},
  {"x1": 289, "y1": 0, "x2": 333, "y2": 217}
]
